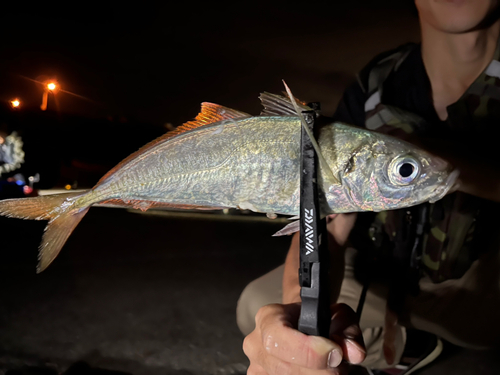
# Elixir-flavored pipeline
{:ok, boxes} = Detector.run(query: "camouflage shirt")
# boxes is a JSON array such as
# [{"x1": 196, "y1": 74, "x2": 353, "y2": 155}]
[{"x1": 333, "y1": 42, "x2": 500, "y2": 283}]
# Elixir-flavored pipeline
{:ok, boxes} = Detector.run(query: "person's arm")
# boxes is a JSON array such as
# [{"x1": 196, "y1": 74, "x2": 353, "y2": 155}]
[
  {"x1": 243, "y1": 215, "x2": 366, "y2": 375},
  {"x1": 242, "y1": 76, "x2": 370, "y2": 375},
  {"x1": 449, "y1": 157, "x2": 500, "y2": 202},
  {"x1": 440, "y1": 142, "x2": 500, "y2": 203},
  {"x1": 404, "y1": 135, "x2": 500, "y2": 202},
  {"x1": 282, "y1": 232, "x2": 301, "y2": 304},
  {"x1": 282, "y1": 215, "x2": 356, "y2": 304}
]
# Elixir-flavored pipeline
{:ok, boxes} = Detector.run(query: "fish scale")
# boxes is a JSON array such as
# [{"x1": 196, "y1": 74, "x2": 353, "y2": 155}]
[{"x1": 90, "y1": 117, "x2": 301, "y2": 212}]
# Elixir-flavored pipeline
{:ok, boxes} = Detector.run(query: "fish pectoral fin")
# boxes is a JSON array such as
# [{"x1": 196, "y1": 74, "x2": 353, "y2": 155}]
[
  {"x1": 272, "y1": 220, "x2": 300, "y2": 237},
  {"x1": 259, "y1": 92, "x2": 312, "y2": 116}
]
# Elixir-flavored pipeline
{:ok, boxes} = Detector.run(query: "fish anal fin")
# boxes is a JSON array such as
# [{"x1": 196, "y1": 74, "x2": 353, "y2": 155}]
[
  {"x1": 272, "y1": 220, "x2": 300, "y2": 236},
  {"x1": 96, "y1": 199, "x2": 226, "y2": 211}
]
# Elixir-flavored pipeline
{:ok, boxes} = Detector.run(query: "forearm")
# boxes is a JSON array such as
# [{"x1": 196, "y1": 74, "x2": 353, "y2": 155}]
[
  {"x1": 453, "y1": 160, "x2": 500, "y2": 202},
  {"x1": 282, "y1": 218, "x2": 351, "y2": 305},
  {"x1": 327, "y1": 226, "x2": 347, "y2": 304},
  {"x1": 406, "y1": 136, "x2": 500, "y2": 202},
  {"x1": 282, "y1": 233, "x2": 302, "y2": 304}
]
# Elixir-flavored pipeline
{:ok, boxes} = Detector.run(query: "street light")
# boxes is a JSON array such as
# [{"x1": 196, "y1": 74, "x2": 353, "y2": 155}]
[
  {"x1": 10, "y1": 99, "x2": 20, "y2": 108},
  {"x1": 41, "y1": 81, "x2": 58, "y2": 111}
]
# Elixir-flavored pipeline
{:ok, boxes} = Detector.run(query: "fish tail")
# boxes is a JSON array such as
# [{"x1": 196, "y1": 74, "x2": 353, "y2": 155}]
[{"x1": 0, "y1": 191, "x2": 91, "y2": 273}]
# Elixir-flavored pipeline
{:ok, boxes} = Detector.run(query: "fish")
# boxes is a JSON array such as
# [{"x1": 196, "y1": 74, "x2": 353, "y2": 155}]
[{"x1": 0, "y1": 92, "x2": 459, "y2": 272}]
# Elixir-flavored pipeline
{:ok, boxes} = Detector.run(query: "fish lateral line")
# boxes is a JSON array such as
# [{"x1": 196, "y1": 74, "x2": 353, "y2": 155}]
[{"x1": 97, "y1": 103, "x2": 252, "y2": 186}]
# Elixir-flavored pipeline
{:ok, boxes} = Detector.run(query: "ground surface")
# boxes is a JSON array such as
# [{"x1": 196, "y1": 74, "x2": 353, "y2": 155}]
[{"x1": 0, "y1": 208, "x2": 498, "y2": 374}]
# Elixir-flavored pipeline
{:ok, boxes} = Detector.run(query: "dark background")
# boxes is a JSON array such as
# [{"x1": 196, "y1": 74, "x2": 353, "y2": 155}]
[
  {"x1": 0, "y1": 1, "x2": 419, "y2": 125},
  {"x1": 1, "y1": 1, "x2": 497, "y2": 375}
]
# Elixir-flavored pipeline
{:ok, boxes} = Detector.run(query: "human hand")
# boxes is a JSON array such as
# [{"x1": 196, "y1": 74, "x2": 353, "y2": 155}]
[{"x1": 243, "y1": 302, "x2": 365, "y2": 374}]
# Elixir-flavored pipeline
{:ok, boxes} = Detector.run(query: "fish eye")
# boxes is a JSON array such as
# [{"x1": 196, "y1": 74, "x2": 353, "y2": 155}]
[
  {"x1": 389, "y1": 156, "x2": 420, "y2": 185},
  {"x1": 399, "y1": 163, "x2": 414, "y2": 178}
]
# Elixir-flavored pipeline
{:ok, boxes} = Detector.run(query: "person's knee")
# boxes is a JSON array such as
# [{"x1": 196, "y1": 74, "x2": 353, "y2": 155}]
[
  {"x1": 236, "y1": 266, "x2": 285, "y2": 336},
  {"x1": 236, "y1": 280, "x2": 261, "y2": 336}
]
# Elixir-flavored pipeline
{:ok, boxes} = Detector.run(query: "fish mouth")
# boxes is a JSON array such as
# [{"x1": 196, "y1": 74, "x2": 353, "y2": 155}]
[{"x1": 429, "y1": 169, "x2": 460, "y2": 203}]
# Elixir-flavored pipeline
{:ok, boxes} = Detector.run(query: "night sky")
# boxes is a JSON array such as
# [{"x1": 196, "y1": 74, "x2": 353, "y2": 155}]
[{"x1": 0, "y1": 1, "x2": 419, "y2": 126}]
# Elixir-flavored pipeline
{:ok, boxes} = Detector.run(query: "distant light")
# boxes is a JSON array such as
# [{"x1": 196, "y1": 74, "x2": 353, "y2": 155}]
[
  {"x1": 15, "y1": 180, "x2": 24, "y2": 186},
  {"x1": 23, "y1": 185, "x2": 33, "y2": 195},
  {"x1": 10, "y1": 99, "x2": 20, "y2": 108},
  {"x1": 65, "y1": 184, "x2": 72, "y2": 190},
  {"x1": 47, "y1": 82, "x2": 56, "y2": 91}
]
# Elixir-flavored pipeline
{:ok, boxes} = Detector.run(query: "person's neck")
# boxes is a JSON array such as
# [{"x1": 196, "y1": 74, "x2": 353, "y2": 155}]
[{"x1": 422, "y1": 20, "x2": 500, "y2": 93}]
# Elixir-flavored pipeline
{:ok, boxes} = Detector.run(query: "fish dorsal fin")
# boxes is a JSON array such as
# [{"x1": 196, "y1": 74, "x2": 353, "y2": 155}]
[
  {"x1": 184, "y1": 103, "x2": 250, "y2": 127},
  {"x1": 259, "y1": 92, "x2": 312, "y2": 116},
  {"x1": 282, "y1": 81, "x2": 342, "y2": 186},
  {"x1": 170, "y1": 102, "x2": 251, "y2": 136},
  {"x1": 96, "y1": 103, "x2": 250, "y2": 186}
]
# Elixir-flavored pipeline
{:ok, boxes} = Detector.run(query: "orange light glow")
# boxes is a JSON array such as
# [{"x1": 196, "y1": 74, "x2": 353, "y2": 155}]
[
  {"x1": 47, "y1": 82, "x2": 56, "y2": 91},
  {"x1": 10, "y1": 99, "x2": 20, "y2": 108},
  {"x1": 65, "y1": 184, "x2": 72, "y2": 190}
]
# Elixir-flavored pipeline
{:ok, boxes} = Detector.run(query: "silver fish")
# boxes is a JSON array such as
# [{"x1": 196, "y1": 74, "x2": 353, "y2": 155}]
[{"x1": 0, "y1": 93, "x2": 458, "y2": 272}]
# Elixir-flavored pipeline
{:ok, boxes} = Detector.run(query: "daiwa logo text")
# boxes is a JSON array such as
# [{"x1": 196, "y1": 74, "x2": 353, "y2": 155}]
[{"x1": 304, "y1": 208, "x2": 314, "y2": 255}]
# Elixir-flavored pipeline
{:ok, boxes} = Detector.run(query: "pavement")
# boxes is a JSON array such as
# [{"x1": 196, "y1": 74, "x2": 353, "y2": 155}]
[
  {"x1": 0, "y1": 207, "x2": 287, "y2": 375},
  {"x1": 0, "y1": 206, "x2": 498, "y2": 374}
]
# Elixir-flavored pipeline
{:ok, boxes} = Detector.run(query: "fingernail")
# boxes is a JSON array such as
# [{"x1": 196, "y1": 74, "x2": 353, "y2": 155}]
[
  {"x1": 308, "y1": 336, "x2": 342, "y2": 366},
  {"x1": 345, "y1": 339, "x2": 365, "y2": 353},
  {"x1": 328, "y1": 349, "x2": 342, "y2": 368},
  {"x1": 345, "y1": 339, "x2": 366, "y2": 364}
]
